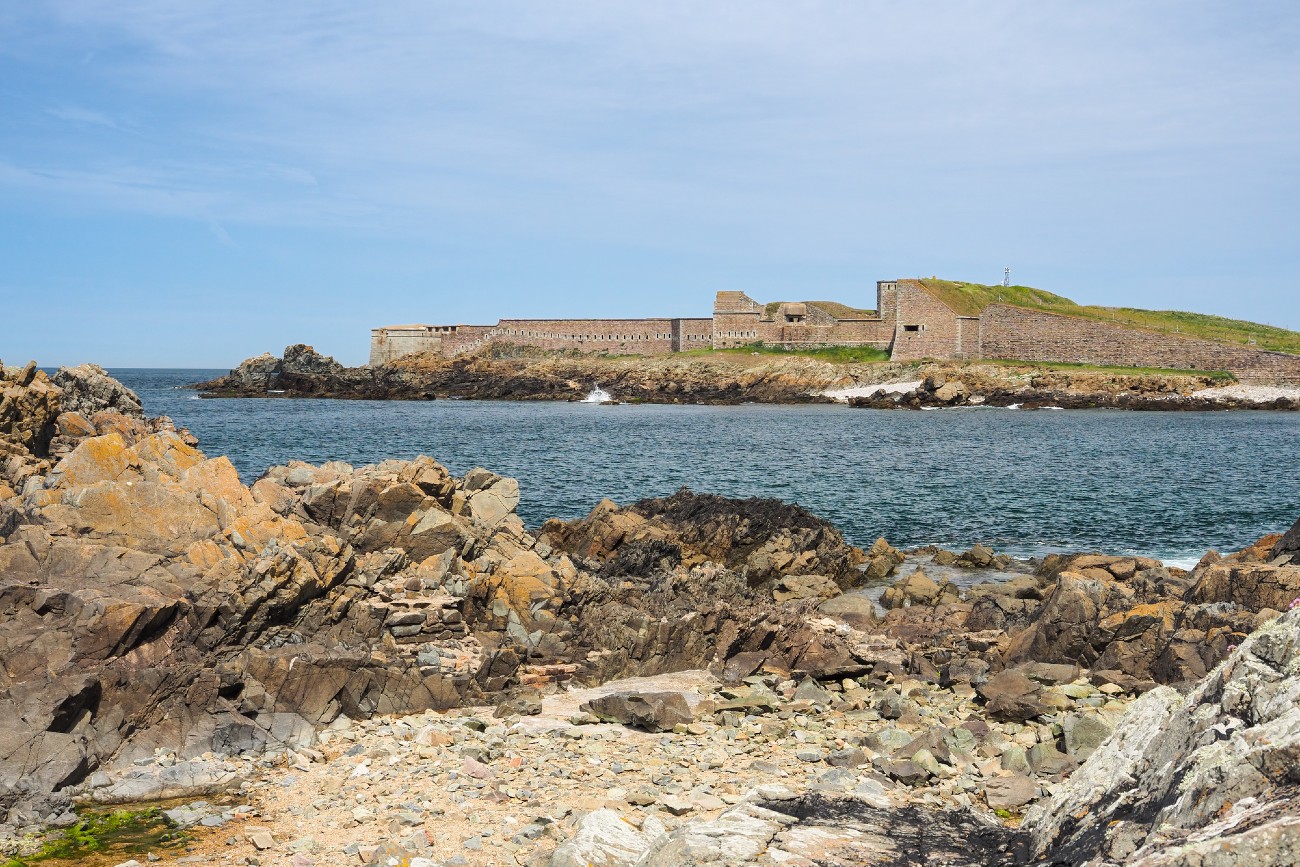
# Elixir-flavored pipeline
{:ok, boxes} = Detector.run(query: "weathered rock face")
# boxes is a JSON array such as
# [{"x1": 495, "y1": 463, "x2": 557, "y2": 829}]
[
  {"x1": 1275, "y1": 515, "x2": 1300, "y2": 564},
  {"x1": 1024, "y1": 609, "x2": 1300, "y2": 866},
  {"x1": 871, "y1": 551, "x2": 1287, "y2": 693},
  {"x1": 49, "y1": 364, "x2": 143, "y2": 420},
  {"x1": 0, "y1": 361, "x2": 60, "y2": 466},
  {"x1": 1, "y1": 358, "x2": 156, "y2": 500},
  {"x1": 195, "y1": 344, "x2": 428, "y2": 400},
  {"x1": 539, "y1": 489, "x2": 866, "y2": 594}
]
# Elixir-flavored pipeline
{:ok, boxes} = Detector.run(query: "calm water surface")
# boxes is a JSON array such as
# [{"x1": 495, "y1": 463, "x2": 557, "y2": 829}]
[{"x1": 111, "y1": 369, "x2": 1300, "y2": 564}]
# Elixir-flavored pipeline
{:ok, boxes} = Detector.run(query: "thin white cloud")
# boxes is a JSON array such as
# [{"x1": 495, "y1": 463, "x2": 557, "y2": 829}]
[{"x1": 46, "y1": 104, "x2": 117, "y2": 127}]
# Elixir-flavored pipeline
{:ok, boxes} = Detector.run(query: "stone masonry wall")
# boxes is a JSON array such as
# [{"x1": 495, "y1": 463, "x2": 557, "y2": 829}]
[
  {"x1": 679, "y1": 318, "x2": 714, "y2": 349},
  {"x1": 980, "y1": 305, "x2": 1300, "y2": 382},
  {"x1": 370, "y1": 327, "x2": 446, "y2": 366},
  {"x1": 713, "y1": 311, "x2": 764, "y2": 349},
  {"x1": 888, "y1": 280, "x2": 963, "y2": 361},
  {"x1": 437, "y1": 325, "x2": 498, "y2": 357},
  {"x1": 490, "y1": 319, "x2": 680, "y2": 354}
]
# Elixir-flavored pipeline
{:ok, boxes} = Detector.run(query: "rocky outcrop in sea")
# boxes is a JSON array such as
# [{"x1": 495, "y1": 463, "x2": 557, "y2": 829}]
[
  {"x1": 194, "y1": 344, "x2": 843, "y2": 404},
  {"x1": 3, "y1": 358, "x2": 1299, "y2": 865},
  {"x1": 197, "y1": 344, "x2": 1300, "y2": 410},
  {"x1": 848, "y1": 369, "x2": 1300, "y2": 411}
]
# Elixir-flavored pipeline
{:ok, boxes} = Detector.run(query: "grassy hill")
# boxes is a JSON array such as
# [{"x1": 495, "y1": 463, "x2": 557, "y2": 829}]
[{"x1": 916, "y1": 279, "x2": 1300, "y2": 355}]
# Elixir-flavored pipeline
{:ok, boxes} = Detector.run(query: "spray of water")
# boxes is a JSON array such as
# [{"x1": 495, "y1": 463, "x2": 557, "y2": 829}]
[{"x1": 582, "y1": 384, "x2": 613, "y2": 403}]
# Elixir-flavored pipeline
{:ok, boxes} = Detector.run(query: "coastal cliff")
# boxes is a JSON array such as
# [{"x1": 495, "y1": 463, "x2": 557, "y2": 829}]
[
  {"x1": 195, "y1": 343, "x2": 1300, "y2": 410},
  {"x1": 2, "y1": 359, "x2": 1299, "y2": 865}
]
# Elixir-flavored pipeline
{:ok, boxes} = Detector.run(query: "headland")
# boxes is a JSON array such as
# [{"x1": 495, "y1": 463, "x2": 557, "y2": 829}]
[
  {"x1": 201, "y1": 277, "x2": 1300, "y2": 409},
  {"x1": 371, "y1": 279, "x2": 1300, "y2": 383},
  {"x1": 195, "y1": 342, "x2": 1300, "y2": 410}
]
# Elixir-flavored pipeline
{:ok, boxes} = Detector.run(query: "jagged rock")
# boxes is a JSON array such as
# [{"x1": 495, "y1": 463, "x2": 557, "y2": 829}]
[
  {"x1": 960, "y1": 543, "x2": 996, "y2": 567},
  {"x1": 863, "y1": 537, "x2": 904, "y2": 581},
  {"x1": 1274, "y1": 514, "x2": 1300, "y2": 564},
  {"x1": 772, "y1": 572, "x2": 840, "y2": 603},
  {"x1": 540, "y1": 488, "x2": 866, "y2": 589},
  {"x1": 1025, "y1": 610, "x2": 1300, "y2": 865},
  {"x1": 976, "y1": 670, "x2": 1049, "y2": 722},
  {"x1": 580, "y1": 691, "x2": 693, "y2": 732},
  {"x1": 50, "y1": 364, "x2": 144, "y2": 420},
  {"x1": 881, "y1": 569, "x2": 942, "y2": 609}
]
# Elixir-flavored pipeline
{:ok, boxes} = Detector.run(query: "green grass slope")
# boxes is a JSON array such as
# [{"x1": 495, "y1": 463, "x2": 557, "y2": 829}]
[{"x1": 916, "y1": 279, "x2": 1300, "y2": 355}]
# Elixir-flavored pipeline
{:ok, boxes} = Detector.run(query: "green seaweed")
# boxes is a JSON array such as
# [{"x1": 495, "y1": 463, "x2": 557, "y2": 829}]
[{"x1": 2, "y1": 808, "x2": 188, "y2": 866}]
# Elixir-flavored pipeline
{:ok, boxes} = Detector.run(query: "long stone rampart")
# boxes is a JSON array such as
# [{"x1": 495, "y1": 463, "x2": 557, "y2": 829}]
[
  {"x1": 980, "y1": 305, "x2": 1300, "y2": 382},
  {"x1": 370, "y1": 283, "x2": 1300, "y2": 379}
]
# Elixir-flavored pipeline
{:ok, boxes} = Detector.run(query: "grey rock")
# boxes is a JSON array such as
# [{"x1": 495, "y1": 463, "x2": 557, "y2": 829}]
[
  {"x1": 983, "y1": 774, "x2": 1036, "y2": 811},
  {"x1": 1062, "y1": 711, "x2": 1113, "y2": 761},
  {"x1": 580, "y1": 691, "x2": 693, "y2": 732},
  {"x1": 548, "y1": 809, "x2": 666, "y2": 867},
  {"x1": 1025, "y1": 611, "x2": 1300, "y2": 865}
]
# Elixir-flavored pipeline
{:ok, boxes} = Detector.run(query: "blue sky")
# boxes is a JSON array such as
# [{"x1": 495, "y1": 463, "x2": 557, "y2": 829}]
[{"x1": 2, "y1": 1, "x2": 1298, "y2": 367}]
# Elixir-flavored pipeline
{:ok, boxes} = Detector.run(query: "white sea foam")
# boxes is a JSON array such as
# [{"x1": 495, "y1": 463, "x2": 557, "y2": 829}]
[
  {"x1": 820, "y1": 381, "x2": 922, "y2": 402},
  {"x1": 582, "y1": 385, "x2": 613, "y2": 403}
]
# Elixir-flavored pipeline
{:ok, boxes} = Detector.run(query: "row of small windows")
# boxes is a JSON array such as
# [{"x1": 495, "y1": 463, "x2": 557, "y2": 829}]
[
  {"x1": 722, "y1": 330, "x2": 758, "y2": 338},
  {"x1": 497, "y1": 329, "x2": 711, "y2": 342}
]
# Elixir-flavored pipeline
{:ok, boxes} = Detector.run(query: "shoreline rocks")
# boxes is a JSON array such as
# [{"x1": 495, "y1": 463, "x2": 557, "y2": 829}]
[
  {"x1": 195, "y1": 345, "x2": 1300, "y2": 410},
  {"x1": 848, "y1": 369, "x2": 1300, "y2": 412}
]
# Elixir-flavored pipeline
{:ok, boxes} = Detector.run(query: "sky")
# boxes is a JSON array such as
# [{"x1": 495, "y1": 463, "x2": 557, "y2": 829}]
[{"x1": 1, "y1": 1, "x2": 1298, "y2": 367}]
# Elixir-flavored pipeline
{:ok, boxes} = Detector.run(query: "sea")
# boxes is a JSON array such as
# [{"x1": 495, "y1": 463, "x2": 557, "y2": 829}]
[{"x1": 111, "y1": 369, "x2": 1300, "y2": 566}]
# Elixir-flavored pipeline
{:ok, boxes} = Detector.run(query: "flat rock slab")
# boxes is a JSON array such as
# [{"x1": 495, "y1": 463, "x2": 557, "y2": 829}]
[
  {"x1": 761, "y1": 794, "x2": 1028, "y2": 866},
  {"x1": 580, "y1": 690, "x2": 694, "y2": 732}
]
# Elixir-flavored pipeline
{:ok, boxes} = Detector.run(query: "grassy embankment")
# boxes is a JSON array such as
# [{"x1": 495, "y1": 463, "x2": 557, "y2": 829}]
[{"x1": 915, "y1": 279, "x2": 1300, "y2": 355}]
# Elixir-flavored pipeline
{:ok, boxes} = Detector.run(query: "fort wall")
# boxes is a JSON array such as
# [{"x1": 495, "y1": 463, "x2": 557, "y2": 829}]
[
  {"x1": 888, "y1": 280, "x2": 963, "y2": 361},
  {"x1": 369, "y1": 326, "x2": 449, "y2": 366},
  {"x1": 979, "y1": 305, "x2": 1300, "y2": 382},
  {"x1": 370, "y1": 281, "x2": 1300, "y2": 382}
]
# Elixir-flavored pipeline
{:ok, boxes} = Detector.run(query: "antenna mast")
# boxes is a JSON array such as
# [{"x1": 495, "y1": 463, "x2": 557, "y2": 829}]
[{"x1": 1002, "y1": 267, "x2": 1011, "y2": 287}]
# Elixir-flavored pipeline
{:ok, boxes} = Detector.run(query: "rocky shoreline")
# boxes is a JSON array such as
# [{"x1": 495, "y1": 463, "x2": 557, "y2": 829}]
[
  {"x1": 3, "y1": 358, "x2": 1300, "y2": 865},
  {"x1": 193, "y1": 343, "x2": 1300, "y2": 410}
]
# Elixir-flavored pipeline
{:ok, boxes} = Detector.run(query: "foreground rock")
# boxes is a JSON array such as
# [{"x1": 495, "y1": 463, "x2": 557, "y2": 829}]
[
  {"x1": 1025, "y1": 608, "x2": 1300, "y2": 865},
  {"x1": 19, "y1": 611, "x2": 1292, "y2": 866},
  {"x1": 0, "y1": 362, "x2": 890, "y2": 831}
]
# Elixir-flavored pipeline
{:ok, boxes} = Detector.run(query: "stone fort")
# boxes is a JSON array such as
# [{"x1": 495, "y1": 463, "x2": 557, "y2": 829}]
[{"x1": 370, "y1": 279, "x2": 1300, "y2": 381}]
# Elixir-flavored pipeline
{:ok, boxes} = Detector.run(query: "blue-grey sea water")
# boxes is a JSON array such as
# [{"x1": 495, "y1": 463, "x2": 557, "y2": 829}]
[{"x1": 112, "y1": 369, "x2": 1300, "y2": 564}]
